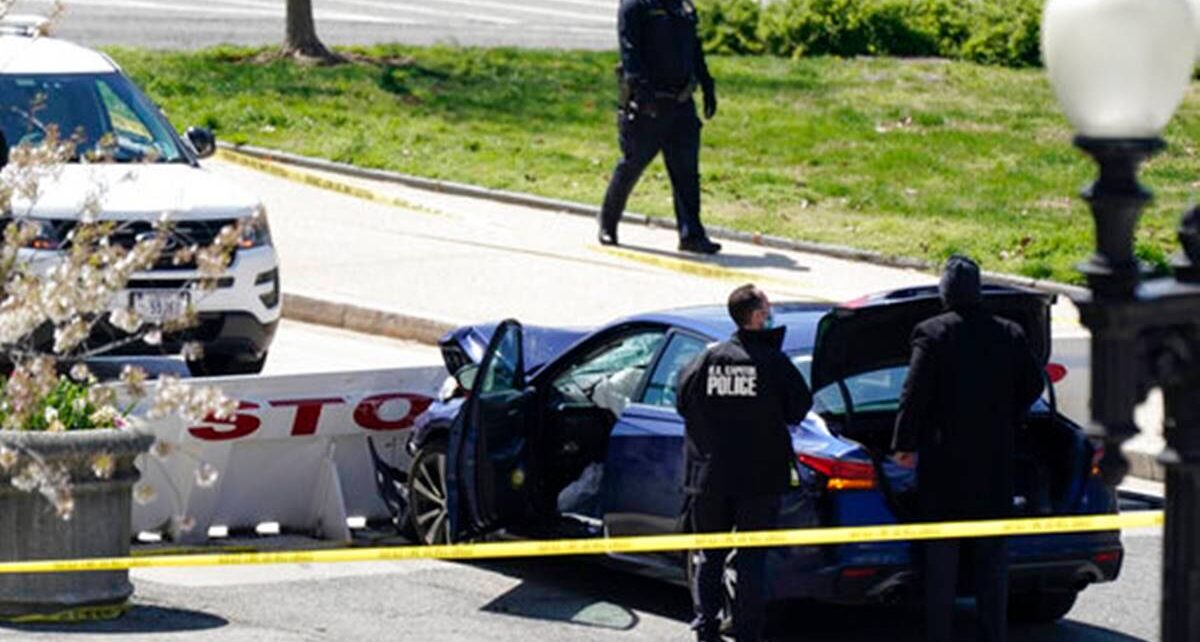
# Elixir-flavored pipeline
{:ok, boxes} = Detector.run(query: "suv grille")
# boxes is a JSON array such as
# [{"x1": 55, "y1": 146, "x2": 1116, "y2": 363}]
[{"x1": 45, "y1": 219, "x2": 240, "y2": 271}]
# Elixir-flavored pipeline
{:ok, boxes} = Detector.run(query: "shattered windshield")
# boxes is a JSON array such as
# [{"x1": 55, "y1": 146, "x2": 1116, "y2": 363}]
[{"x1": 0, "y1": 72, "x2": 185, "y2": 163}]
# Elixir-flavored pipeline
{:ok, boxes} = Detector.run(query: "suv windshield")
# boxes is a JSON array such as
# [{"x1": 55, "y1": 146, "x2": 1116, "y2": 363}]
[{"x1": 0, "y1": 72, "x2": 184, "y2": 163}]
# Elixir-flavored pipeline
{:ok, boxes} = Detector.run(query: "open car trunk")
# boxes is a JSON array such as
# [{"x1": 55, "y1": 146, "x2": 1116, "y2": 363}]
[
  {"x1": 824, "y1": 408, "x2": 1095, "y2": 520},
  {"x1": 809, "y1": 285, "x2": 1094, "y2": 521}
]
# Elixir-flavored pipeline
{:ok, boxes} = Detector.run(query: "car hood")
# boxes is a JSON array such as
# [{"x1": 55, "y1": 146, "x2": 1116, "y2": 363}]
[
  {"x1": 8, "y1": 164, "x2": 260, "y2": 221},
  {"x1": 809, "y1": 285, "x2": 1054, "y2": 393}
]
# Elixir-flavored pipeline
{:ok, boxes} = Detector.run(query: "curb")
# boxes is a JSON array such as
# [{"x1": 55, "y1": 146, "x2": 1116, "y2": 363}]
[
  {"x1": 219, "y1": 142, "x2": 1088, "y2": 299},
  {"x1": 282, "y1": 291, "x2": 458, "y2": 346}
]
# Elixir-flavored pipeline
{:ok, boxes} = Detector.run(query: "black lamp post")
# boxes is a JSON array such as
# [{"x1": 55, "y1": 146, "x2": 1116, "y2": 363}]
[{"x1": 1043, "y1": 1, "x2": 1200, "y2": 639}]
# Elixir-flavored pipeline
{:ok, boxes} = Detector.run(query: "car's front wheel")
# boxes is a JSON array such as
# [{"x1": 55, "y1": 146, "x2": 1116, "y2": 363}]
[
  {"x1": 1008, "y1": 589, "x2": 1078, "y2": 623},
  {"x1": 407, "y1": 440, "x2": 452, "y2": 545}
]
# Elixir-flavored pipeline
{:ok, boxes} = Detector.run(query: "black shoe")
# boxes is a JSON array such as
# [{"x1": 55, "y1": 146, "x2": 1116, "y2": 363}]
[
  {"x1": 679, "y1": 237, "x2": 721, "y2": 255},
  {"x1": 598, "y1": 229, "x2": 619, "y2": 246}
]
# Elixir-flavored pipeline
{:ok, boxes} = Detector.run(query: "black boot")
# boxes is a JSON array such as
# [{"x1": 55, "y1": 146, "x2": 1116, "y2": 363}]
[{"x1": 679, "y1": 237, "x2": 721, "y2": 255}]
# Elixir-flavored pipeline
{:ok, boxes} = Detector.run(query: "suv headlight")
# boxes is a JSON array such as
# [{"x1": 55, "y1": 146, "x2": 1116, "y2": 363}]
[{"x1": 237, "y1": 207, "x2": 272, "y2": 249}]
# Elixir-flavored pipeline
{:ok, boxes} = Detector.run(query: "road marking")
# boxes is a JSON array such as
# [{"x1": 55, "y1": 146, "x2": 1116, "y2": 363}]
[
  {"x1": 54, "y1": 0, "x2": 422, "y2": 24},
  {"x1": 329, "y1": 0, "x2": 520, "y2": 25},
  {"x1": 419, "y1": 0, "x2": 615, "y2": 23},
  {"x1": 593, "y1": 245, "x2": 812, "y2": 293},
  {"x1": 216, "y1": 149, "x2": 435, "y2": 214},
  {"x1": 210, "y1": 0, "x2": 425, "y2": 24},
  {"x1": 533, "y1": 0, "x2": 620, "y2": 10}
]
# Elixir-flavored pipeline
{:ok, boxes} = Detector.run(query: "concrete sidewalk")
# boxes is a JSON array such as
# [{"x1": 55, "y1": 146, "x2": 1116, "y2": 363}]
[{"x1": 204, "y1": 152, "x2": 1166, "y2": 480}]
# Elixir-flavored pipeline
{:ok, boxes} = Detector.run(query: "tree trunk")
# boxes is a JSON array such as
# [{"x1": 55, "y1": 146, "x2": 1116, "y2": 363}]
[{"x1": 283, "y1": 0, "x2": 341, "y2": 63}]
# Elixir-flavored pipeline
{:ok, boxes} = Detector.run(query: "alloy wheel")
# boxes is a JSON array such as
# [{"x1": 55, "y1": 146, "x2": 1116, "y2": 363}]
[{"x1": 410, "y1": 447, "x2": 450, "y2": 545}]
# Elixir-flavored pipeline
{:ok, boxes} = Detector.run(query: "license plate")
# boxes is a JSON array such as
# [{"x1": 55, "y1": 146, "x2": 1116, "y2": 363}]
[{"x1": 130, "y1": 291, "x2": 189, "y2": 324}]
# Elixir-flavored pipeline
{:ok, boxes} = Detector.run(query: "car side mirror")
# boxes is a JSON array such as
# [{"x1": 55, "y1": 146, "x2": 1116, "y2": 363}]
[{"x1": 185, "y1": 126, "x2": 216, "y2": 159}]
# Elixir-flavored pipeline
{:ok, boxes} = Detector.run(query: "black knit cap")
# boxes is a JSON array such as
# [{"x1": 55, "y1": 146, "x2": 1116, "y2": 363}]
[{"x1": 940, "y1": 254, "x2": 982, "y2": 310}]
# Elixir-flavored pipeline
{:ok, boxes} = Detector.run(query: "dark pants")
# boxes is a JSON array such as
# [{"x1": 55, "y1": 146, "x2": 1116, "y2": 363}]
[
  {"x1": 690, "y1": 493, "x2": 779, "y2": 642},
  {"x1": 599, "y1": 100, "x2": 706, "y2": 242},
  {"x1": 923, "y1": 537, "x2": 1009, "y2": 642}
]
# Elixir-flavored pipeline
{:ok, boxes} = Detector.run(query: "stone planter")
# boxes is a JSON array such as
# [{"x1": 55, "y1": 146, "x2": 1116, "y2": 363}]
[{"x1": 0, "y1": 429, "x2": 153, "y2": 620}]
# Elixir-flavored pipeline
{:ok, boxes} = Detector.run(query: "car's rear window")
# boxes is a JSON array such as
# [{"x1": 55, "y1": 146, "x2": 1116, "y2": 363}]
[{"x1": 0, "y1": 72, "x2": 184, "y2": 162}]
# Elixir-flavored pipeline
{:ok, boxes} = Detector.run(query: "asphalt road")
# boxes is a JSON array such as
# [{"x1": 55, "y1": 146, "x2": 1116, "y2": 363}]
[
  {"x1": 0, "y1": 528, "x2": 1163, "y2": 641},
  {"x1": 9, "y1": 0, "x2": 618, "y2": 50}
]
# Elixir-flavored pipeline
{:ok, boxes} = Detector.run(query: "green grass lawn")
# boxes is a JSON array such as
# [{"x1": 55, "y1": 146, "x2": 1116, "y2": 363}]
[{"x1": 109, "y1": 45, "x2": 1200, "y2": 284}]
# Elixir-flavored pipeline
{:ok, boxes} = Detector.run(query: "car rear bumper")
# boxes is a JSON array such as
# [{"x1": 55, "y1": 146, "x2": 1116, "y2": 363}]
[{"x1": 765, "y1": 532, "x2": 1123, "y2": 604}]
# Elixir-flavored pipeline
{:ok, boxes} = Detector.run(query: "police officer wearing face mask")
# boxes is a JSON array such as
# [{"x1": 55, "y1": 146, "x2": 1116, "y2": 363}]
[
  {"x1": 599, "y1": 0, "x2": 722, "y2": 255},
  {"x1": 892, "y1": 255, "x2": 1045, "y2": 642},
  {"x1": 676, "y1": 284, "x2": 813, "y2": 642}
]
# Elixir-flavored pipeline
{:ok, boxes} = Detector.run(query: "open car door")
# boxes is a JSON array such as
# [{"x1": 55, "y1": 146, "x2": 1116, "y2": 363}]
[{"x1": 447, "y1": 319, "x2": 534, "y2": 540}]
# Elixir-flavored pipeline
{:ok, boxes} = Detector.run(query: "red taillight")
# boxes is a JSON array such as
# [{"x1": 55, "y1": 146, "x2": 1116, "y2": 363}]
[
  {"x1": 797, "y1": 453, "x2": 877, "y2": 491},
  {"x1": 840, "y1": 567, "x2": 879, "y2": 579},
  {"x1": 1093, "y1": 550, "x2": 1121, "y2": 564},
  {"x1": 1046, "y1": 362, "x2": 1069, "y2": 384}
]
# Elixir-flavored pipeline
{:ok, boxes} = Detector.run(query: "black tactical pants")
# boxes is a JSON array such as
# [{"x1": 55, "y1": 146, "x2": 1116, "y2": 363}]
[
  {"x1": 690, "y1": 493, "x2": 779, "y2": 642},
  {"x1": 923, "y1": 537, "x2": 1009, "y2": 642},
  {"x1": 599, "y1": 99, "x2": 706, "y2": 242}
]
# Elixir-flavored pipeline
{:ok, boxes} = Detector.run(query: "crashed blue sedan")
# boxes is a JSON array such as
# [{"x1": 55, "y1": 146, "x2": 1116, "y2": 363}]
[{"x1": 388, "y1": 285, "x2": 1122, "y2": 623}]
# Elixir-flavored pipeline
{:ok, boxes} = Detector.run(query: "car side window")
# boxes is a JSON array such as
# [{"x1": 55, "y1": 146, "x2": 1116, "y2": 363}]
[
  {"x1": 641, "y1": 334, "x2": 708, "y2": 408},
  {"x1": 552, "y1": 329, "x2": 667, "y2": 415}
]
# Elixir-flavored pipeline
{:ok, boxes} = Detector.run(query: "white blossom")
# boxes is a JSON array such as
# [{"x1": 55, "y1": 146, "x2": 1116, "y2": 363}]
[
  {"x1": 69, "y1": 362, "x2": 91, "y2": 382},
  {"x1": 133, "y1": 483, "x2": 157, "y2": 505},
  {"x1": 0, "y1": 446, "x2": 17, "y2": 471},
  {"x1": 90, "y1": 452, "x2": 115, "y2": 479},
  {"x1": 150, "y1": 439, "x2": 173, "y2": 460},
  {"x1": 194, "y1": 463, "x2": 219, "y2": 488},
  {"x1": 108, "y1": 307, "x2": 141, "y2": 334},
  {"x1": 172, "y1": 514, "x2": 196, "y2": 533}
]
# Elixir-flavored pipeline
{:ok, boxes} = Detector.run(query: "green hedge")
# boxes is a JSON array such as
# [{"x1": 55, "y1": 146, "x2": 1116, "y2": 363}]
[{"x1": 697, "y1": 0, "x2": 1043, "y2": 68}]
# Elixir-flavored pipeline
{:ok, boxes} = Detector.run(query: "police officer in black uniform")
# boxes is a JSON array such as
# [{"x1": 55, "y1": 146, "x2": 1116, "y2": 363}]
[
  {"x1": 599, "y1": 0, "x2": 721, "y2": 255},
  {"x1": 892, "y1": 256, "x2": 1045, "y2": 642},
  {"x1": 676, "y1": 284, "x2": 813, "y2": 642}
]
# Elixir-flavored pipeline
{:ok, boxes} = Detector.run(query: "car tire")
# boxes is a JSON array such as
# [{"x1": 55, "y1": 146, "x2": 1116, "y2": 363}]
[
  {"x1": 187, "y1": 352, "x2": 268, "y2": 377},
  {"x1": 1008, "y1": 589, "x2": 1078, "y2": 623},
  {"x1": 407, "y1": 440, "x2": 453, "y2": 546}
]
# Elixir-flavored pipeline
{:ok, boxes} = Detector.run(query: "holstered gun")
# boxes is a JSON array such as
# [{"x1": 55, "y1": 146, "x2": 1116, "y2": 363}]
[{"x1": 615, "y1": 64, "x2": 633, "y2": 110}]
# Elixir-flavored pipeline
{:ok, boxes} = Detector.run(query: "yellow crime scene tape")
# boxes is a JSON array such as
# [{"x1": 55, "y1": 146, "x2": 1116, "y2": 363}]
[{"x1": 0, "y1": 511, "x2": 1162, "y2": 576}]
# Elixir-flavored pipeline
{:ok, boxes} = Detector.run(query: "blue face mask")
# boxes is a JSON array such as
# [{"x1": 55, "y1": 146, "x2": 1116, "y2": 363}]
[{"x1": 763, "y1": 311, "x2": 776, "y2": 330}]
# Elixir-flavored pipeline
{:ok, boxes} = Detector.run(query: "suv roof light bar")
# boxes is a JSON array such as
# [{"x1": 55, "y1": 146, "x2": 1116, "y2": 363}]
[{"x1": 0, "y1": 14, "x2": 52, "y2": 37}]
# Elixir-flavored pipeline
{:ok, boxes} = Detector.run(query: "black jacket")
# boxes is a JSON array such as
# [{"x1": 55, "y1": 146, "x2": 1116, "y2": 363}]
[
  {"x1": 618, "y1": 0, "x2": 714, "y2": 103},
  {"x1": 677, "y1": 327, "x2": 813, "y2": 497},
  {"x1": 892, "y1": 309, "x2": 1045, "y2": 520}
]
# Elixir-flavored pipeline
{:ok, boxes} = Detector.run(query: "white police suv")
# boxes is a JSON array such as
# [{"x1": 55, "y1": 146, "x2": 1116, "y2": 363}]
[{"x1": 0, "y1": 19, "x2": 280, "y2": 375}]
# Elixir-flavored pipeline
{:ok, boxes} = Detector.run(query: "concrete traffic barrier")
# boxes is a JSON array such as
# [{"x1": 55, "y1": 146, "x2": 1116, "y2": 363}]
[{"x1": 133, "y1": 367, "x2": 446, "y2": 543}]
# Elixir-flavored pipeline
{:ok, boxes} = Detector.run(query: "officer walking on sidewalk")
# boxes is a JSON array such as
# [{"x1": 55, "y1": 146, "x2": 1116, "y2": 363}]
[
  {"x1": 891, "y1": 255, "x2": 1045, "y2": 642},
  {"x1": 599, "y1": 0, "x2": 722, "y2": 255},
  {"x1": 677, "y1": 284, "x2": 813, "y2": 641}
]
